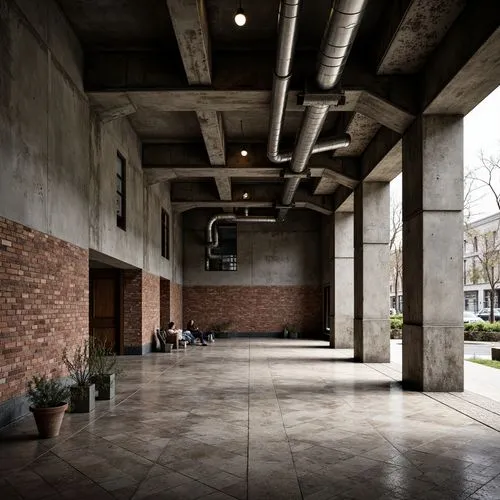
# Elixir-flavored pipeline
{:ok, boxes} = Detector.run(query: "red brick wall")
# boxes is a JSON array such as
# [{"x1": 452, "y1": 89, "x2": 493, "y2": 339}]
[
  {"x1": 142, "y1": 272, "x2": 159, "y2": 345},
  {"x1": 160, "y1": 278, "x2": 170, "y2": 329},
  {"x1": 123, "y1": 270, "x2": 142, "y2": 349},
  {"x1": 0, "y1": 217, "x2": 89, "y2": 403},
  {"x1": 170, "y1": 282, "x2": 183, "y2": 330},
  {"x1": 123, "y1": 270, "x2": 160, "y2": 352},
  {"x1": 183, "y1": 286, "x2": 321, "y2": 334}
]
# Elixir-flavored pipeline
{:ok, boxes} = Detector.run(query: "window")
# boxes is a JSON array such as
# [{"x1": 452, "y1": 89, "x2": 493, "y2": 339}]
[
  {"x1": 463, "y1": 239, "x2": 467, "y2": 253},
  {"x1": 463, "y1": 259, "x2": 467, "y2": 285},
  {"x1": 206, "y1": 225, "x2": 237, "y2": 271},
  {"x1": 161, "y1": 209, "x2": 169, "y2": 260},
  {"x1": 116, "y1": 152, "x2": 126, "y2": 230},
  {"x1": 473, "y1": 236, "x2": 478, "y2": 252}
]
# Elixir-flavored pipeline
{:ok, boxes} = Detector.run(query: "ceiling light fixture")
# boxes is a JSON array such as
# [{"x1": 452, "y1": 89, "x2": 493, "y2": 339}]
[
  {"x1": 242, "y1": 192, "x2": 249, "y2": 200},
  {"x1": 240, "y1": 119, "x2": 248, "y2": 157},
  {"x1": 234, "y1": 1, "x2": 246, "y2": 27}
]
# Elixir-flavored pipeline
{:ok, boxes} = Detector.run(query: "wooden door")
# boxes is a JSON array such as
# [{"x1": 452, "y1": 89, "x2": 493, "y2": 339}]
[{"x1": 89, "y1": 269, "x2": 120, "y2": 353}]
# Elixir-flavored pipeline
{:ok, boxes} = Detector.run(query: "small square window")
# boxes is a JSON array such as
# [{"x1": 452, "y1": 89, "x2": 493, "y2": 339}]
[
  {"x1": 116, "y1": 152, "x2": 126, "y2": 230},
  {"x1": 161, "y1": 209, "x2": 169, "y2": 260},
  {"x1": 206, "y1": 225, "x2": 237, "y2": 271}
]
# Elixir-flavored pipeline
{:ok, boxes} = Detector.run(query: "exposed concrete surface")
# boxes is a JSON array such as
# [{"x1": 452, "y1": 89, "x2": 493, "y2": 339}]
[
  {"x1": 332, "y1": 213, "x2": 354, "y2": 348},
  {"x1": 377, "y1": 0, "x2": 466, "y2": 74},
  {"x1": 183, "y1": 210, "x2": 321, "y2": 287},
  {"x1": 402, "y1": 115, "x2": 464, "y2": 391},
  {"x1": 0, "y1": 0, "x2": 89, "y2": 248},
  {"x1": 353, "y1": 182, "x2": 390, "y2": 363}
]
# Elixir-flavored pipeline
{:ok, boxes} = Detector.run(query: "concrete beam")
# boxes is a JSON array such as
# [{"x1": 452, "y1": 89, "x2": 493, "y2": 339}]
[
  {"x1": 172, "y1": 201, "x2": 332, "y2": 216},
  {"x1": 361, "y1": 127, "x2": 402, "y2": 181},
  {"x1": 333, "y1": 113, "x2": 381, "y2": 157},
  {"x1": 96, "y1": 102, "x2": 137, "y2": 123},
  {"x1": 196, "y1": 111, "x2": 225, "y2": 164},
  {"x1": 422, "y1": 0, "x2": 500, "y2": 114},
  {"x1": 166, "y1": 0, "x2": 211, "y2": 85},
  {"x1": 332, "y1": 128, "x2": 401, "y2": 211},
  {"x1": 166, "y1": 0, "x2": 233, "y2": 203},
  {"x1": 376, "y1": 0, "x2": 466, "y2": 75}
]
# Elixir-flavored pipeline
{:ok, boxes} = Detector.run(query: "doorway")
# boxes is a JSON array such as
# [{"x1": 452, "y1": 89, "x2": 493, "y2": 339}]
[{"x1": 89, "y1": 268, "x2": 122, "y2": 353}]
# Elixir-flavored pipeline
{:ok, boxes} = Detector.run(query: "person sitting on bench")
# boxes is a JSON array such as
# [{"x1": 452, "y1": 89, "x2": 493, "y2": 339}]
[{"x1": 186, "y1": 319, "x2": 208, "y2": 346}]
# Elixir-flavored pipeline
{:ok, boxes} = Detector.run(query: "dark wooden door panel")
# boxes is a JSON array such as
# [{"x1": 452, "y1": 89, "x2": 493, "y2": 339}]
[{"x1": 90, "y1": 269, "x2": 120, "y2": 353}]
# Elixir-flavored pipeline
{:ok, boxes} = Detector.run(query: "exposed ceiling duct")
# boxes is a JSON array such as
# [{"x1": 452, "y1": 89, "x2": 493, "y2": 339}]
[
  {"x1": 207, "y1": 214, "x2": 277, "y2": 259},
  {"x1": 280, "y1": 0, "x2": 368, "y2": 209},
  {"x1": 267, "y1": 0, "x2": 351, "y2": 165}
]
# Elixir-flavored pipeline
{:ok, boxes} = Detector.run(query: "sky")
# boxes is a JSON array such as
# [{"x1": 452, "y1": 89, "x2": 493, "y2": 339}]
[{"x1": 390, "y1": 85, "x2": 500, "y2": 220}]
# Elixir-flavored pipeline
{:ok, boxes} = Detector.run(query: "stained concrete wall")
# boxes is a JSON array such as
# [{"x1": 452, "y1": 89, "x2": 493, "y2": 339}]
[
  {"x1": 183, "y1": 210, "x2": 321, "y2": 286},
  {"x1": 0, "y1": 0, "x2": 182, "y2": 283},
  {"x1": 0, "y1": 0, "x2": 89, "y2": 249}
]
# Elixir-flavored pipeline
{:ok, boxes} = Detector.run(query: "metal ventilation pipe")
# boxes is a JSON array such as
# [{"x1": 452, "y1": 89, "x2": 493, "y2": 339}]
[
  {"x1": 281, "y1": 0, "x2": 368, "y2": 206},
  {"x1": 268, "y1": 0, "x2": 351, "y2": 164},
  {"x1": 267, "y1": 0, "x2": 301, "y2": 163},
  {"x1": 207, "y1": 214, "x2": 277, "y2": 259}
]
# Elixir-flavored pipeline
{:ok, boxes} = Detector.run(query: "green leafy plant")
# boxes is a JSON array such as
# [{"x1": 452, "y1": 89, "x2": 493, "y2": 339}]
[
  {"x1": 63, "y1": 341, "x2": 92, "y2": 388},
  {"x1": 390, "y1": 317, "x2": 403, "y2": 330},
  {"x1": 89, "y1": 337, "x2": 117, "y2": 378},
  {"x1": 27, "y1": 376, "x2": 70, "y2": 408}
]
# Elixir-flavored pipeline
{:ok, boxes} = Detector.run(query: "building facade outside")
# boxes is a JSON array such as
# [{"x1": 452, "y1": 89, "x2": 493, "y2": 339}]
[
  {"x1": 463, "y1": 212, "x2": 500, "y2": 312},
  {"x1": 390, "y1": 211, "x2": 500, "y2": 314}
]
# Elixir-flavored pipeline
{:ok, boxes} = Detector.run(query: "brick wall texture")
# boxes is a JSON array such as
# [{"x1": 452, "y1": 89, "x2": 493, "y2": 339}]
[
  {"x1": 170, "y1": 281, "x2": 183, "y2": 330},
  {"x1": 0, "y1": 217, "x2": 89, "y2": 403},
  {"x1": 183, "y1": 286, "x2": 321, "y2": 334},
  {"x1": 123, "y1": 270, "x2": 160, "y2": 349},
  {"x1": 142, "y1": 272, "x2": 160, "y2": 346},
  {"x1": 160, "y1": 278, "x2": 170, "y2": 329},
  {"x1": 123, "y1": 270, "x2": 142, "y2": 348}
]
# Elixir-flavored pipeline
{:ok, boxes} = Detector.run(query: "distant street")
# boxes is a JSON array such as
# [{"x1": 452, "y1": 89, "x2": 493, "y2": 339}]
[{"x1": 390, "y1": 339, "x2": 499, "y2": 361}]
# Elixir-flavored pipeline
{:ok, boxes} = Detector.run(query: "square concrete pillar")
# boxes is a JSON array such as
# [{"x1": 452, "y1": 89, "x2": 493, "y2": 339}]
[
  {"x1": 402, "y1": 115, "x2": 464, "y2": 391},
  {"x1": 354, "y1": 183, "x2": 390, "y2": 362},
  {"x1": 331, "y1": 212, "x2": 354, "y2": 348}
]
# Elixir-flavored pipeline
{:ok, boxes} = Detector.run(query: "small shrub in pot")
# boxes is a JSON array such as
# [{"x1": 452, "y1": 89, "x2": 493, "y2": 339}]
[
  {"x1": 63, "y1": 341, "x2": 95, "y2": 413},
  {"x1": 27, "y1": 376, "x2": 70, "y2": 438},
  {"x1": 89, "y1": 338, "x2": 118, "y2": 400}
]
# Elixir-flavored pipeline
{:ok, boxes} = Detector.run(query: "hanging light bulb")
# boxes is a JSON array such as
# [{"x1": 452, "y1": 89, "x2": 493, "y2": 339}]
[
  {"x1": 234, "y1": 7, "x2": 246, "y2": 26},
  {"x1": 239, "y1": 119, "x2": 248, "y2": 157}
]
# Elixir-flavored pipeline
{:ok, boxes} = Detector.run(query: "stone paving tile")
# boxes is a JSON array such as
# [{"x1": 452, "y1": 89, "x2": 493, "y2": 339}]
[{"x1": 3, "y1": 339, "x2": 500, "y2": 499}]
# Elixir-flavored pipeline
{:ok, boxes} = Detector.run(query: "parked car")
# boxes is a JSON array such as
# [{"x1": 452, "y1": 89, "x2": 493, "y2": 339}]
[
  {"x1": 477, "y1": 308, "x2": 500, "y2": 322},
  {"x1": 463, "y1": 311, "x2": 485, "y2": 324}
]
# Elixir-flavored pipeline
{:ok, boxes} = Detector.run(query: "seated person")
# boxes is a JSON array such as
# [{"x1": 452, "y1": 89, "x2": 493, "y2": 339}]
[
  {"x1": 166, "y1": 322, "x2": 183, "y2": 341},
  {"x1": 186, "y1": 319, "x2": 208, "y2": 346}
]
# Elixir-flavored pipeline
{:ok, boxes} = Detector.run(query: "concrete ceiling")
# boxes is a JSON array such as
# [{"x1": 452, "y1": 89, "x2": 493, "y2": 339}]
[{"x1": 56, "y1": 0, "x2": 500, "y2": 214}]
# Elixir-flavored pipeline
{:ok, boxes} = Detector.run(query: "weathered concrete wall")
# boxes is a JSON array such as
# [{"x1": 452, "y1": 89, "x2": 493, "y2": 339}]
[
  {"x1": 183, "y1": 210, "x2": 322, "y2": 334},
  {"x1": 183, "y1": 210, "x2": 321, "y2": 286},
  {"x1": 0, "y1": 0, "x2": 89, "y2": 249}
]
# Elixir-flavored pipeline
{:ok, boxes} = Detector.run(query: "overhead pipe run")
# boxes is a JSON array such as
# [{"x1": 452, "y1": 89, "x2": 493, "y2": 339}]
[
  {"x1": 207, "y1": 214, "x2": 277, "y2": 259},
  {"x1": 281, "y1": 0, "x2": 368, "y2": 208},
  {"x1": 268, "y1": 0, "x2": 351, "y2": 164}
]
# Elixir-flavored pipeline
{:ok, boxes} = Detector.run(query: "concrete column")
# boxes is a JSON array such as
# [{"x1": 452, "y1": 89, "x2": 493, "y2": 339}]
[
  {"x1": 402, "y1": 115, "x2": 464, "y2": 391},
  {"x1": 354, "y1": 182, "x2": 390, "y2": 362},
  {"x1": 331, "y1": 212, "x2": 354, "y2": 348}
]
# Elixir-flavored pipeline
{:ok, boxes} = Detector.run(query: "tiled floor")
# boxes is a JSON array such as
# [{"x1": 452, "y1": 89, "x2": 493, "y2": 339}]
[{"x1": 2, "y1": 339, "x2": 500, "y2": 499}]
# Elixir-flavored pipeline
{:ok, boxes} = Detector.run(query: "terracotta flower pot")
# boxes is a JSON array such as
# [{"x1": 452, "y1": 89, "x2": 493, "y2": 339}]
[{"x1": 30, "y1": 403, "x2": 68, "y2": 438}]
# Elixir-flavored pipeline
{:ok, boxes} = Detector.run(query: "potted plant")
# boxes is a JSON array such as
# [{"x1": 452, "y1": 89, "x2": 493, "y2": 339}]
[
  {"x1": 27, "y1": 376, "x2": 70, "y2": 438},
  {"x1": 63, "y1": 341, "x2": 95, "y2": 413},
  {"x1": 283, "y1": 326, "x2": 289, "y2": 338},
  {"x1": 288, "y1": 325, "x2": 299, "y2": 339},
  {"x1": 89, "y1": 338, "x2": 118, "y2": 400}
]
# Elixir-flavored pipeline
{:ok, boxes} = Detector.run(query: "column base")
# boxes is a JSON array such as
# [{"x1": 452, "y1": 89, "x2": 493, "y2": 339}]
[
  {"x1": 403, "y1": 324, "x2": 464, "y2": 392},
  {"x1": 330, "y1": 318, "x2": 353, "y2": 348},
  {"x1": 354, "y1": 319, "x2": 390, "y2": 362}
]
